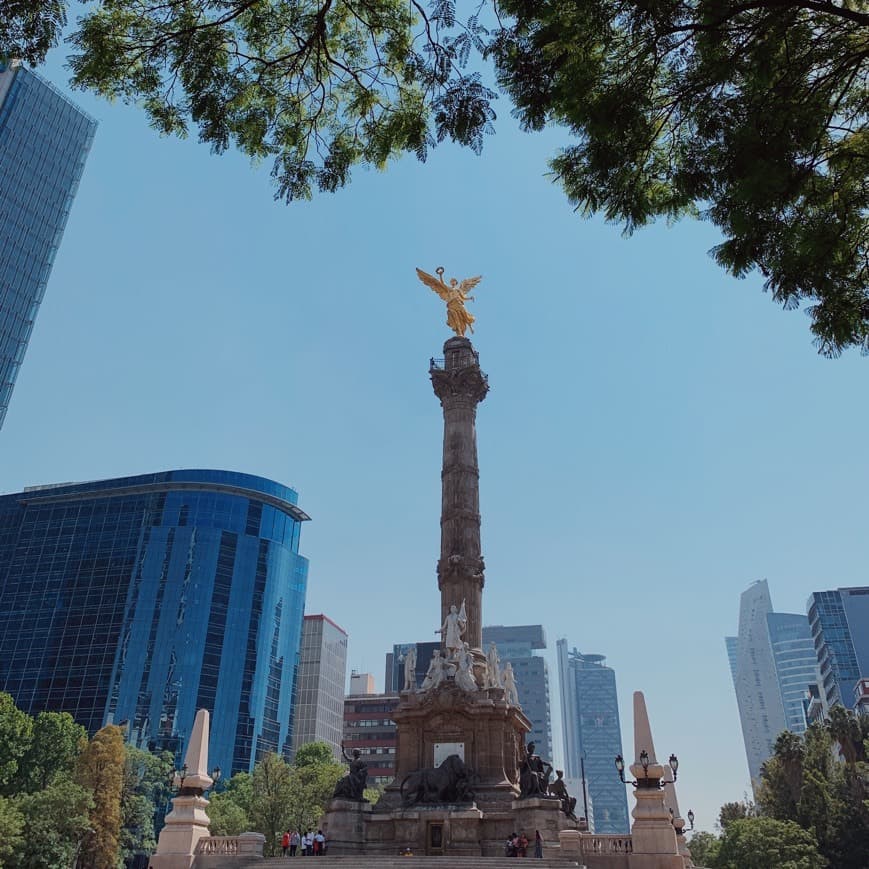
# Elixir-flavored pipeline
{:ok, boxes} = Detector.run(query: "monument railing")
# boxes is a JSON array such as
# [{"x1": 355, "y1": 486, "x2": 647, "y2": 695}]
[
  {"x1": 194, "y1": 833, "x2": 265, "y2": 857},
  {"x1": 579, "y1": 834, "x2": 634, "y2": 855}
]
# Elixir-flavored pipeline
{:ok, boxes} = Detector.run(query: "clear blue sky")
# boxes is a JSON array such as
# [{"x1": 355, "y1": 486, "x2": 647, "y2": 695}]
[{"x1": 2, "y1": 42, "x2": 868, "y2": 835}]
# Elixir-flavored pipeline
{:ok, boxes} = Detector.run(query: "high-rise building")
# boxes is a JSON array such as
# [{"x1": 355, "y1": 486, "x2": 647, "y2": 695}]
[
  {"x1": 0, "y1": 60, "x2": 96, "y2": 429},
  {"x1": 350, "y1": 671, "x2": 376, "y2": 695},
  {"x1": 767, "y1": 613, "x2": 817, "y2": 734},
  {"x1": 807, "y1": 587, "x2": 869, "y2": 710},
  {"x1": 0, "y1": 470, "x2": 309, "y2": 774},
  {"x1": 386, "y1": 641, "x2": 440, "y2": 693},
  {"x1": 557, "y1": 640, "x2": 630, "y2": 834},
  {"x1": 343, "y1": 692, "x2": 399, "y2": 786},
  {"x1": 482, "y1": 624, "x2": 553, "y2": 761},
  {"x1": 727, "y1": 580, "x2": 817, "y2": 787},
  {"x1": 291, "y1": 614, "x2": 348, "y2": 758}
]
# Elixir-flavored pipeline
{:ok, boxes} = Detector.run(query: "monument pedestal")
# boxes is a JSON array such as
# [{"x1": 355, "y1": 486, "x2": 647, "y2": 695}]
[
  {"x1": 320, "y1": 798, "x2": 372, "y2": 853},
  {"x1": 381, "y1": 682, "x2": 529, "y2": 810}
]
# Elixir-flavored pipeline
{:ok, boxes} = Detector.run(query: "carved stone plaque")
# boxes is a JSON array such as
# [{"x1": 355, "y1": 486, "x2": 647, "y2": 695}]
[{"x1": 433, "y1": 742, "x2": 465, "y2": 768}]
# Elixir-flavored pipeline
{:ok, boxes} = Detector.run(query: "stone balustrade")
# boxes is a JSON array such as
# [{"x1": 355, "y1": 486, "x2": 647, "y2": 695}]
[
  {"x1": 580, "y1": 834, "x2": 634, "y2": 855},
  {"x1": 194, "y1": 832, "x2": 265, "y2": 857}
]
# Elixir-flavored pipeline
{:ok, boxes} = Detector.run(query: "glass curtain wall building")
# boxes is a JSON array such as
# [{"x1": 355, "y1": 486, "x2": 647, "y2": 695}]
[
  {"x1": 0, "y1": 60, "x2": 96, "y2": 428},
  {"x1": 0, "y1": 470, "x2": 309, "y2": 775},
  {"x1": 557, "y1": 640, "x2": 630, "y2": 834},
  {"x1": 807, "y1": 587, "x2": 869, "y2": 710}
]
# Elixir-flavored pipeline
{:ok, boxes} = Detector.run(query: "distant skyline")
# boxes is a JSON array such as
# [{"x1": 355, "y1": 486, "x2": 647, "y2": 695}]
[{"x1": 3, "y1": 42, "x2": 869, "y2": 835}]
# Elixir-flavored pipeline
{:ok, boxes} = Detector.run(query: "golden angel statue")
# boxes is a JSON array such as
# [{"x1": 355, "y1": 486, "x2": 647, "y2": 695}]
[{"x1": 416, "y1": 267, "x2": 482, "y2": 337}]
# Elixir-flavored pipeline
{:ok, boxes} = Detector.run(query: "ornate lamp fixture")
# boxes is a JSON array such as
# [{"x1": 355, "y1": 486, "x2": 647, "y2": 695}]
[
  {"x1": 687, "y1": 809, "x2": 695, "y2": 830},
  {"x1": 614, "y1": 750, "x2": 680, "y2": 790}
]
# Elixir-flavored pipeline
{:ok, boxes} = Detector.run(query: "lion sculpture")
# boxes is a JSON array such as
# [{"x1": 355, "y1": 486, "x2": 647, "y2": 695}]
[{"x1": 400, "y1": 754, "x2": 475, "y2": 806}]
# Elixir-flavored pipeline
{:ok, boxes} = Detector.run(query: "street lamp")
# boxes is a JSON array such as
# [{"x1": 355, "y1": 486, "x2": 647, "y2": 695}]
[
  {"x1": 614, "y1": 750, "x2": 681, "y2": 789},
  {"x1": 168, "y1": 763, "x2": 188, "y2": 791},
  {"x1": 687, "y1": 809, "x2": 695, "y2": 830}
]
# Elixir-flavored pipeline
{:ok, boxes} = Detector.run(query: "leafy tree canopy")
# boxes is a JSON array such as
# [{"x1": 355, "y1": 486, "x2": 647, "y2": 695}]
[
  {"x1": 715, "y1": 817, "x2": 827, "y2": 869},
  {"x1": 75, "y1": 724, "x2": 126, "y2": 869},
  {"x1": 294, "y1": 741, "x2": 337, "y2": 768},
  {"x1": 4, "y1": 0, "x2": 869, "y2": 353},
  {"x1": 9, "y1": 776, "x2": 93, "y2": 869},
  {"x1": 686, "y1": 829, "x2": 720, "y2": 867},
  {"x1": 0, "y1": 693, "x2": 32, "y2": 794},
  {"x1": 15, "y1": 710, "x2": 87, "y2": 793}
]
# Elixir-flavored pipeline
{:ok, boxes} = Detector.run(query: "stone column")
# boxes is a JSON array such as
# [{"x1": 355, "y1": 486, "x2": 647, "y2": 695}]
[
  {"x1": 430, "y1": 336, "x2": 489, "y2": 654},
  {"x1": 149, "y1": 709, "x2": 214, "y2": 869}
]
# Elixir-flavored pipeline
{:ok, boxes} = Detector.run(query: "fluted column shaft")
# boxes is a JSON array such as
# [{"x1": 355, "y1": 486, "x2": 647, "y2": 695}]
[{"x1": 430, "y1": 336, "x2": 488, "y2": 653}]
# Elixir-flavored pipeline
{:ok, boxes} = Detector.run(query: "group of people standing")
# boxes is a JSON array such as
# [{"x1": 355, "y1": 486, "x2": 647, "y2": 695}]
[
  {"x1": 281, "y1": 829, "x2": 326, "y2": 857},
  {"x1": 505, "y1": 830, "x2": 543, "y2": 858}
]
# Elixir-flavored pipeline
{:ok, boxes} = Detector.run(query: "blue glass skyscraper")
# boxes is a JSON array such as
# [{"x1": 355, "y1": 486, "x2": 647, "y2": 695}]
[
  {"x1": 0, "y1": 470, "x2": 309, "y2": 775},
  {"x1": 807, "y1": 587, "x2": 869, "y2": 710},
  {"x1": 557, "y1": 640, "x2": 630, "y2": 834},
  {"x1": 0, "y1": 60, "x2": 96, "y2": 428}
]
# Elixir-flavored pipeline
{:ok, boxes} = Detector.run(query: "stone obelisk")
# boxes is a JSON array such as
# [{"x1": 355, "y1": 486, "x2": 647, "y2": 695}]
[{"x1": 430, "y1": 336, "x2": 489, "y2": 657}]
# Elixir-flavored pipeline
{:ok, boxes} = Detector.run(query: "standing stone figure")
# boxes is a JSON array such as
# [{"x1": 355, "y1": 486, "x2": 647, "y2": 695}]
[
  {"x1": 333, "y1": 744, "x2": 368, "y2": 801},
  {"x1": 502, "y1": 662, "x2": 519, "y2": 706},
  {"x1": 455, "y1": 642, "x2": 478, "y2": 693},
  {"x1": 403, "y1": 645, "x2": 418, "y2": 691},
  {"x1": 419, "y1": 650, "x2": 448, "y2": 692},
  {"x1": 485, "y1": 642, "x2": 502, "y2": 689},
  {"x1": 436, "y1": 600, "x2": 467, "y2": 659}
]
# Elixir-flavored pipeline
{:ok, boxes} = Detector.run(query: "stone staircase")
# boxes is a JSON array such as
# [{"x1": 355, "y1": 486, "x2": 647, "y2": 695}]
[{"x1": 257, "y1": 859, "x2": 581, "y2": 868}]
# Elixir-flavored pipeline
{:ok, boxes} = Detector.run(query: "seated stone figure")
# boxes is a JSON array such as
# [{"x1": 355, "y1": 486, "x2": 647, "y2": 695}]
[
  {"x1": 518, "y1": 741, "x2": 553, "y2": 798},
  {"x1": 548, "y1": 769, "x2": 578, "y2": 820},
  {"x1": 333, "y1": 745, "x2": 368, "y2": 801}
]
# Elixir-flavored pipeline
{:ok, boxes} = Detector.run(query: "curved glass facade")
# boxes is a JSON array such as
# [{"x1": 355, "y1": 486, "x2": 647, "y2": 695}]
[
  {"x1": 0, "y1": 470, "x2": 309, "y2": 774},
  {"x1": 0, "y1": 62, "x2": 96, "y2": 428}
]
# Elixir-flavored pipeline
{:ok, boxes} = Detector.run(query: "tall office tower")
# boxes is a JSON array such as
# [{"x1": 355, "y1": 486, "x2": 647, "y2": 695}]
[
  {"x1": 291, "y1": 614, "x2": 348, "y2": 758},
  {"x1": 0, "y1": 60, "x2": 96, "y2": 429},
  {"x1": 767, "y1": 613, "x2": 817, "y2": 734},
  {"x1": 557, "y1": 640, "x2": 630, "y2": 834},
  {"x1": 0, "y1": 470, "x2": 309, "y2": 774},
  {"x1": 482, "y1": 624, "x2": 553, "y2": 761},
  {"x1": 343, "y1": 692, "x2": 399, "y2": 786},
  {"x1": 807, "y1": 587, "x2": 869, "y2": 710},
  {"x1": 727, "y1": 580, "x2": 817, "y2": 787}
]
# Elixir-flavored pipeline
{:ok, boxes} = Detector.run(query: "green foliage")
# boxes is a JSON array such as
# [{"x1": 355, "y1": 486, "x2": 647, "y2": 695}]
[
  {"x1": 295, "y1": 741, "x2": 337, "y2": 767},
  {"x1": 0, "y1": 0, "x2": 66, "y2": 65},
  {"x1": 0, "y1": 796, "x2": 24, "y2": 868},
  {"x1": 9, "y1": 776, "x2": 93, "y2": 869},
  {"x1": 75, "y1": 724, "x2": 126, "y2": 869},
  {"x1": 0, "y1": 694, "x2": 32, "y2": 794},
  {"x1": 757, "y1": 722, "x2": 869, "y2": 869},
  {"x1": 63, "y1": 0, "x2": 494, "y2": 203},
  {"x1": 15, "y1": 711, "x2": 87, "y2": 793},
  {"x1": 119, "y1": 745, "x2": 174, "y2": 865},
  {"x1": 493, "y1": 0, "x2": 869, "y2": 356},
  {"x1": 686, "y1": 830, "x2": 719, "y2": 867},
  {"x1": 207, "y1": 789, "x2": 251, "y2": 836},
  {"x1": 716, "y1": 817, "x2": 826, "y2": 869},
  {"x1": 717, "y1": 799, "x2": 755, "y2": 830},
  {"x1": 9, "y1": 1, "x2": 869, "y2": 352},
  {"x1": 250, "y1": 753, "x2": 295, "y2": 857},
  {"x1": 285, "y1": 746, "x2": 343, "y2": 836}
]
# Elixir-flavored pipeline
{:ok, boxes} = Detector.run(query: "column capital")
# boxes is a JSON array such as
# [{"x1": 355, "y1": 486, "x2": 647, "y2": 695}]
[{"x1": 430, "y1": 363, "x2": 489, "y2": 404}]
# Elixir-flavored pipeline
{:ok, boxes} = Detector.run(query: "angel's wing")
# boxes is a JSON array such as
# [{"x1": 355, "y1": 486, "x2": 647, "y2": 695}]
[
  {"x1": 458, "y1": 599, "x2": 467, "y2": 624},
  {"x1": 416, "y1": 267, "x2": 450, "y2": 301},
  {"x1": 459, "y1": 276, "x2": 482, "y2": 293}
]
